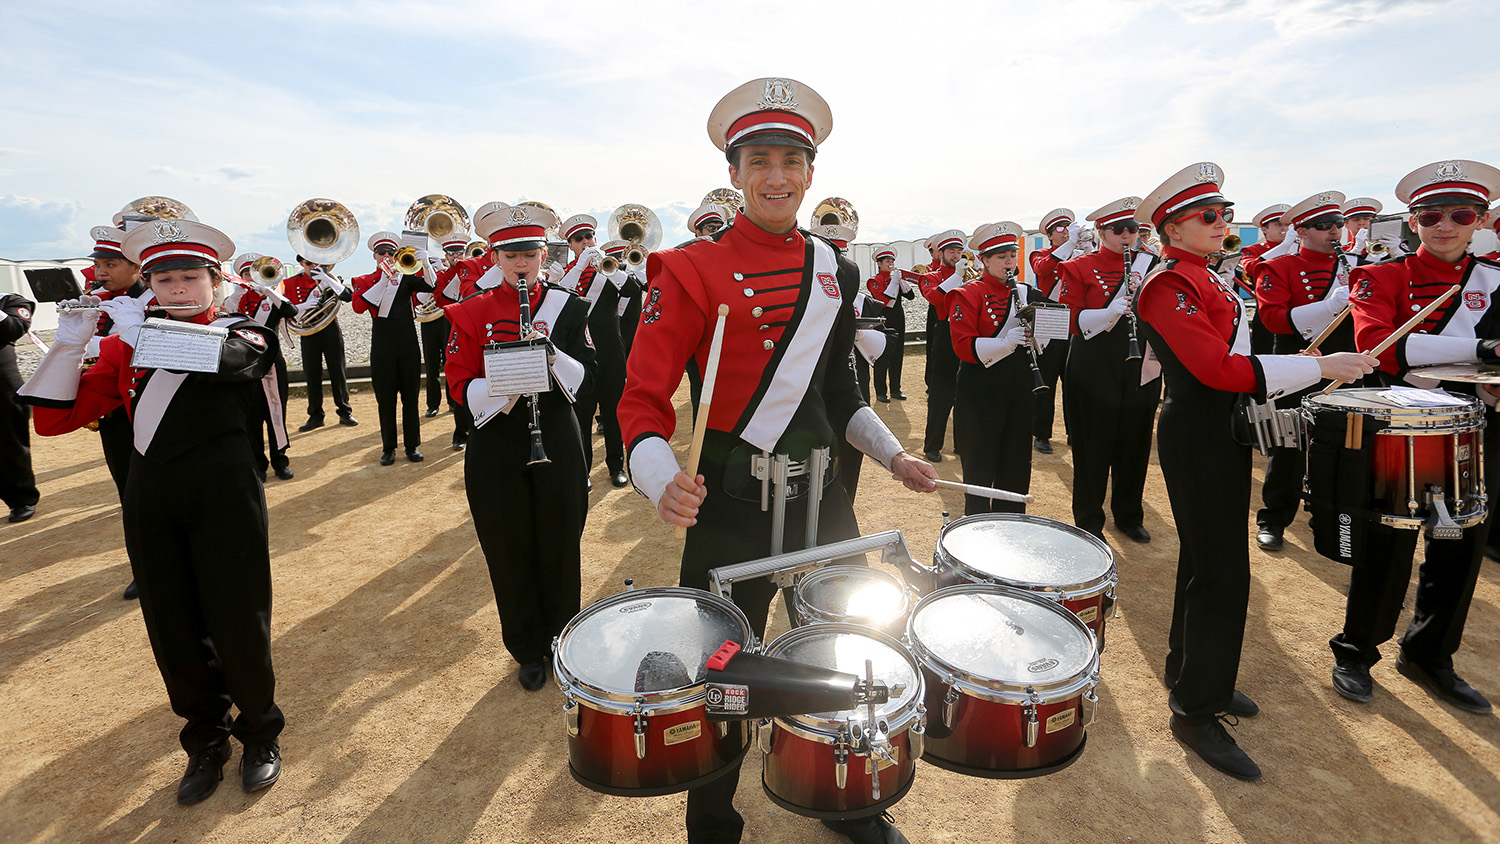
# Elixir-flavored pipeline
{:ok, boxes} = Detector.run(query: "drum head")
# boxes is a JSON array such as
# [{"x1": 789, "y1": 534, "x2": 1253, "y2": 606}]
[
  {"x1": 763, "y1": 625, "x2": 920, "y2": 725},
  {"x1": 939, "y1": 514, "x2": 1113, "y2": 592},
  {"x1": 909, "y1": 586, "x2": 1094, "y2": 689},
  {"x1": 796, "y1": 566, "x2": 907, "y2": 626},
  {"x1": 558, "y1": 588, "x2": 752, "y2": 696}
]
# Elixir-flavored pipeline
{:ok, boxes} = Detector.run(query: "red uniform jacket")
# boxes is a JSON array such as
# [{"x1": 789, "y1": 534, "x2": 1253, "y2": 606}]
[
  {"x1": 1028, "y1": 247, "x2": 1066, "y2": 297},
  {"x1": 1136, "y1": 247, "x2": 1262, "y2": 394},
  {"x1": 442, "y1": 281, "x2": 595, "y2": 408},
  {"x1": 283, "y1": 272, "x2": 319, "y2": 306},
  {"x1": 1238, "y1": 240, "x2": 1275, "y2": 287},
  {"x1": 432, "y1": 254, "x2": 495, "y2": 305},
  {"x1": 1058, "y1": 246, "x2": 1131, "y2": 335},
  {"x1": 1253, "y1": 249, "x2": 1345, "y2": 336},
  {"x1": 866, "y1": 271, "x2": 897, "y2": 305},
  {"x1": 917, "y1": 265, "x2": 960, "y2": 320},
  {"x1": 1350, "y1": 247, "x2": 1490, "y2": 375},
  {"x1": 949, "y1": 272, "x2": 1024, "y2": 364}
]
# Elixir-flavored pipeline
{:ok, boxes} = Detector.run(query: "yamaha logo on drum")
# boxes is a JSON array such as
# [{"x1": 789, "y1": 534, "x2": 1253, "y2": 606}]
[
  {"x1": 619, "y1": 601, "x2": 653, "y2": 613},
  {"x1": 1028, "y1": 658, "x2": 1060, "y2": 674}
]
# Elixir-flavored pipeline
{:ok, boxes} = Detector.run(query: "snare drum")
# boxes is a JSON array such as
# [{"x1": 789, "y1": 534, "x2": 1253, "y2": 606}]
[
  {"x1": 1303, "y1": 388, "x2": 1486, "y2": 531},
  {"x1": 759, "y1": 624, "x2": 925, "y2": 819},
  {"x1": 791, "y1": 565, "x2": 914, "y2": 636},
  {"x1": 932, "y1": 514, "x2": 1117, "y2": 646},
  {"x1": 907, "y1": 585, "x2": 1099, "y2": 778},
  {"x1": 554, "y1": 587, "x2": 754, "y2": 796}
]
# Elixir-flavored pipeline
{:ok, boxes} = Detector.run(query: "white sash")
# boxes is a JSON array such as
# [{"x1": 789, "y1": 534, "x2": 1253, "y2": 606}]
[
  {"x1": 1403, "y1": 261, "x2": 1500, "y2": 387},
  {"x1": 133, "y1": 316, "x2": 240, "y2": 454}
]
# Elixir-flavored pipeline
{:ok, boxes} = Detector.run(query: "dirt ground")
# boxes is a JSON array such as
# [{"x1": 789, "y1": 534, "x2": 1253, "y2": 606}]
[{"x1": 3, "y1": 346, "x2": 1499, "y2": 844}]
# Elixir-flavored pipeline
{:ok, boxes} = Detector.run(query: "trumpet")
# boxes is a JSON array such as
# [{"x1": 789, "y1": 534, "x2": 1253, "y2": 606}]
[
  {"x1": 598, "y1": 255, "x2": 620, "y2": 274},
  {"x1": 960, "y1": 250, "x2": 982, "y2": 282},
  {"x1": 250, "y1": 256, "x2": 283, "y2": 283},
  {"x1": 624, "y1": 243, "x2": 648, "y2": 266},
  {"x1": 392, "y1": 246, "x2": 423, "y2": 275}
]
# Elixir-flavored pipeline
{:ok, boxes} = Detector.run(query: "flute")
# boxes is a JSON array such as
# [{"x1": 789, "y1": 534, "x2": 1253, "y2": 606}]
[{"x1": 55, "y1": 303, "x2": 201, "y2": 312}]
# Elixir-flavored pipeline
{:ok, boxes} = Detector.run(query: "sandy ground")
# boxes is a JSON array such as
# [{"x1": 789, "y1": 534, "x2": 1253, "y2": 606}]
[{"x1": 3, "y1": 347, "x2": 1499, "y2": 844}]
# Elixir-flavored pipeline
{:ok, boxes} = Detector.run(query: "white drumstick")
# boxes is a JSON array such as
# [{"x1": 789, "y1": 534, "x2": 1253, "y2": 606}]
[
  {"x1": 933, "y1": 479, "x2": 1034, "y2": 504},
  {"x1": 676, "y1": 303, "x2": 730, "y2": 539}
]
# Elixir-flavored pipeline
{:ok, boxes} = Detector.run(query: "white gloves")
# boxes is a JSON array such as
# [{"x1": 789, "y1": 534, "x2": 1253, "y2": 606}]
[
  {"x1": 577, "y1": 246, "x2": 602, "y2": 267},
  {"x1": 1289, "y1": 285, "x2": 1351, "y2": 339},
  {"x1": 1051, "y1": 224, "x2": 1082, "y2": 261},
  {"x1": 952, "y1": 257, "x2": 970, "y2": 279},
  {"x1": 1263, "y1": 231, "x2": 1299, "y2": 260},
  {"x1": 54, "y1": 296, "x2": 101, "y2": 345},
  {"x1": 1329, "y1": 283, "x2": 1351, "y2": 307},
  {"x1": 99, "y1": 295, "x2": 146, "y2": 346},
  {"x1": 973, "y1": 325, "x2": 1029, "y2": 366},
  {"x1": 311, "y1": 266, "x2": 346, "y2": 294},
  {"x1": 1352, "y1": 228, "x2": 1368, "y2": 253}
]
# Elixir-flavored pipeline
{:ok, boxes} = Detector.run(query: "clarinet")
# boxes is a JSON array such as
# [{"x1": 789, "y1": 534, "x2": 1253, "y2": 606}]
[
  {"x1": 515, "y1": 273, "x2": 551, "y2": 466},
  {"x1": 1010, "y1": 271, "x2": 1048, "y2": 393},
  {"x1": 1123, "y1": 246, "x2": 1143, "y2": 361}
]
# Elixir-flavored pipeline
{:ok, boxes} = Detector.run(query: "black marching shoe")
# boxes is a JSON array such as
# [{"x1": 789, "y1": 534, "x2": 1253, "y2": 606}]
[
  {"x1": 240, "y1": 740, "x2": 281, "y2": 792},
  {"x1": 893, "y1": 392, "x2": 907, "y2": 400},
  {"x1": 923, "y1": 451, "x2": 943, "y2": 463},
  {"x1": 424, "y1": 408, "x2": 440, "y2": 418},
  {"x1": 274, "y1": 466, "x2": 295, "y2": 481},
  {"x1": 1396, "y1": 653, "x2": 1492, "y2": 714},
  {"x1": 297, "y1": 418, "x2": 324, "y2": 432},
  {"x1": 379, "y1": 451, "x2": 395, "y2": 466},
  {"x1": 519, "y1": 662, "x2": 547, "y2": 691},
  {"x1": 1226, "y1": 690, "x2": 1260, "y2": 718},
  {"x1": 1122, "y1": 524, "x2": 1151, "y2": 544},
  {"x1": 1033, "y1": 437, "x2": 1053, "y2": 454},
  {"x1": 177, "y1": 743, "x2": 230, "y2": 805},
  {"x1": 8, "y1": 504, "x2": 36, "y2": 523},
  {"x1": 822, "y1": 812, "x2": 910, "y2": 844},
  {"x1": 123, "y1": 580, "x2": 139, "y2": 600},
  {"x1": 1332, "y1": 660, "x2": 1374, "y2": 703},
  {"x1": 611, "y1": 470, "x2": 629, "y2": 488},
  {"x1": 1170, "y1": 714, "x2": 1262, "y2": 781},
  {"x1": 876, "y1": 393, "x2": 890, "y2": 403},
  {"x1": 1256, "y1": 525, "x2": 1284, "y2": 550},
  {"x1": 451, "y1": 437, "x2": 466, "y2": 451},
  {"x1": 337, "y1": 414, "x2": 359, "y2": 427},
  {"x1": 406, "y1": 448, "x2": 424, "y2": 463}
]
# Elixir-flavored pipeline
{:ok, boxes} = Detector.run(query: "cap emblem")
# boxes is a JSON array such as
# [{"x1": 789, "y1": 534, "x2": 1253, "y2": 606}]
[
  {"x1": 508, "y1": 207, "x2": 532, "y2": 225},
  {"x1": 757, "y1": 79, "x2": 798, "y2": 110},
  {"x1": 1122, "y1": 198, "x2": 1137, "y2": 210},
  {"x1": 1433, "y1": 161, "x2": 1465, "y2": 181},
  {"x1": 1318, "y1": 192, "x2": 1335, "y2": 204},
  {"x1": 151, "y1": 221, "x2": 185, "y2": 243},
  {"x1": 1194, "y1": 163, "x2": 1219, "y2": 183}
]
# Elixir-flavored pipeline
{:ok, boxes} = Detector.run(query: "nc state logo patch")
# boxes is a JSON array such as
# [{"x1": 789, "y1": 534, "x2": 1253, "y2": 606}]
[
  {"x1": 642, "y1": 287, "x2": 663, "y2": 324},
  {"x1": 818, "y1": 272, "x2": 839, "y2": 299},
  {"x1": 16, "y1": 307, "x2": 30, "y2": 319},
  {"x1": 1464, "y1": 291, "x2": 1487, "y2": 310},
  {"x1": 532, "y1": 320, "x2": 550, "y2": 336},
  {"x1": 234, "y1": 329, "x2": 266, "y2": 348}
]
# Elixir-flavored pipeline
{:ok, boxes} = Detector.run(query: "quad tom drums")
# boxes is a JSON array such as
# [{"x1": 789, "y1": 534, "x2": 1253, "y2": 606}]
[
  {"x1": 758, "y1": 624, "x2": 925, "y2": 818},
  {"x1": 791, "y1": 565, "x2": 914, "y2": 636},
  {"x1": 931, "y1": 514, "x2": 1117, "y2": 646},
  {"x1": 906, "y1": 584, "x2": 1099, "y2": 778},
  {"x1": 554, "y1": 587, "x2": 755, "y2": 795}
]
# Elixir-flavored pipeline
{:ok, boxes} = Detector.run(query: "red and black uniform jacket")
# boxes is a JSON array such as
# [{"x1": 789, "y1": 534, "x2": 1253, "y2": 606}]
[
  {"x1": 1253, "y1": 249, "x2": 1355, "y2": 352},
  {"x1": 432, "y1": 253, "x2": 496, "y2": 305},
  {"x1": 917, "y1": 264, "x2": 960, "y2": 321},
  {"x1": 1028, "y1": 247, "x2": 1067, "y2": 298},
  {"x1": 1351, "y1": 248, "x2": 1500, "y2": 376}
]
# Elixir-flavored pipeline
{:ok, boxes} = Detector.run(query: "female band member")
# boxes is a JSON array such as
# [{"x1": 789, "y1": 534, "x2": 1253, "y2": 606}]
[
  {"x1": 1135, "y1": 163, "x2": 1375, "y2": 783},
  {"x1": 20, "y1": 220, "x2": 286, "y2": 804}
]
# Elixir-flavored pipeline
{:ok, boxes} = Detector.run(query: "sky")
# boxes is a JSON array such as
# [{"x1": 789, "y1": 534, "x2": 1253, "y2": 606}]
[{"x1": 2, "y1": 0, "x2": 1497, "y2": 277}]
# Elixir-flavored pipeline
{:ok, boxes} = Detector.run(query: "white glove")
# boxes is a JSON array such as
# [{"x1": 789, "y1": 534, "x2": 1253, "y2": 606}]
[
  {"x1": 953, "y1": 257, "x2": 970, "y2": 278},
  {"x1": 578, "y1": 246, "x2": 602, "y2": 267},
  {"x1": 1263, "y1": 231, "x2": 1299, "y2": 260},
  {"x1": 99, "y1": 295, "x2": 147, "y2": 346},
  {"x1": 1352, "y1": 228, "x2": 1369, "y2": 253},
  {"x1": 1329, "y1": 283, "x2": 1351, "y2": 307},
  {"x1": 1108, "y1": 292, "x2": 1132, "y2": 315},
  {"x1": 414, "y1": 248, "x2": 430, "y2": 266},
  {"x1": 54, "y1": 296, "x2": 101, "y2": 345},
  {"x1": 1065, "y1": 223, "x2": 1081, "y2": 246},
  {"x1": 973, "y1": 325, "x2": 1028, "y2": 366}
]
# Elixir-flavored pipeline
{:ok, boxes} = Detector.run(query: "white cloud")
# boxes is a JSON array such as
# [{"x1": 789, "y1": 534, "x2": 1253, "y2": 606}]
[{"x1": 0, "y1": 195, "x2": 85, "y2": 258}]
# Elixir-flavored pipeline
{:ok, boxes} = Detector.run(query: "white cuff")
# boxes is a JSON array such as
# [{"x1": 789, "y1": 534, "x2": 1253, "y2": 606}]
[
  {"x1": 1052, "y1": 241, "x2": 1077, "y2": 261},
  {"x1": 974, "y1": 335, "x2": 1019, "y2": 366},
  {"x1": 361, "y1": 278, "x2": 391, "y2": 308},
  {"x1": 938, "y1": 274, "x2": 963, "y2": 294},
  {"x1": 845, "y1": 405, "x2": 903, "y2": 469},
  {"x1": 854, "y1": 329, "x2": 886, "y2": 364},
  {"x1": 117, "y1": 325, "x2": 141, "y2": 348},
  {"x1": 18, "y1": 341, "x2": 86, "y2": 402},
  {"x1": 442, "y1": 277, "x2": 463, "y2": 301},
  {"x1": 1405, "y1": 335, "x2": 1481, "y2": 368},
  {"x1": 629, "y1": 435, "x2": 681, "y2": 507},
  {"x1": 550, "y1": 349, "x2": 586, "y2": 401},
  {"x1": 1078, "y1": 305, "x2": 1125, "y2": 338},
  {"x1": 465, "y1": 379, "x2": 516, "y2": 428},
  {"x1": 1289, "y1": 298, "x2": 1345, "y2": 339},
  {"x1": 1257, "y1": 354, "x2": 1323, "y2": 399},
  {"x1": 85, "y1": 336, "x2": 103, "y2": 359},
  {"x1": 608, "y1": 269, "x2": 629, "y2": 290}
]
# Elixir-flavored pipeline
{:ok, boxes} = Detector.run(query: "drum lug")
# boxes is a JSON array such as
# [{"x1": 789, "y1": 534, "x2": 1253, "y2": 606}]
[
  {"x1": 632, "y1": 699, "x2": 648, "y2": 760},
  {"x1": 1083, "y1": 687, "x2": 1099, "y2": 728},
  {"x1": 1107, "y1": 583, "x2": 1120, "y2": 619},
  {"x1": 1024, "y1": 688, "x2": 1040, "y2": 749},
  {"x1": 910, "y1": 703, "x2": 927, "y2": 761},
  {"x1": 717, "y1": 720, "x2": 730, "y2": 739},
  {"x1": 563, "y1": 694, "x2": 580, "y2": 738},
  {"x1": 834, "y1": 723, "x2": 851, "y2": 790},
  {"x1": 942, "y1": 678, "x2": 960, "y2": 729},
  {"x1": 756, "y1": 718, "x2": 772, "y2": 755}
]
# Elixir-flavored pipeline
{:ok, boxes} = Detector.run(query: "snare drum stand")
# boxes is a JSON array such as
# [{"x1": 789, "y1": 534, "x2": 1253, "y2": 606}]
[{"x1": 755, "y1": 447, "x2": 831, "y2": 555}]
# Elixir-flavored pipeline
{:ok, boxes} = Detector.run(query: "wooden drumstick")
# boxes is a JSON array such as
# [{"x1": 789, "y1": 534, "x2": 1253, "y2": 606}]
[
  {"x1": 932, "y1": 479, "x2": 1034, "y2": 504},
  {"x1": 1320, "y1": 283, "x2": 1461, "y2": 395},
  {"x1": 677, "y1": 304, "x2": 730, "y2": 539}
]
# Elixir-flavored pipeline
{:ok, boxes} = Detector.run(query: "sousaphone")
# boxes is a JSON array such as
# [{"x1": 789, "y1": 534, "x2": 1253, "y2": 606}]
[
  {"x1": 810, "y1": 197, "x2": 858, "y2": 237},
  {"x1": 286, "y1": 198, "x2": 359, "y2": 336},
  {"x1": 112, "y1": 196, "x2": 198, "y2": 228}
]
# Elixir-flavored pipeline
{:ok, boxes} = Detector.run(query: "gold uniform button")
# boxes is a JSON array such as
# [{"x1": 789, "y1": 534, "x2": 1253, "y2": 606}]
[
  {"x1": 751, "y1": 306, "x2": 763, "y2": 317},
  {"x1": 763, "y1": 339, "x2": 775, "y2": 350},
  {"x1": 128, "y1": 389, "x2": 136, "y2": 398}
]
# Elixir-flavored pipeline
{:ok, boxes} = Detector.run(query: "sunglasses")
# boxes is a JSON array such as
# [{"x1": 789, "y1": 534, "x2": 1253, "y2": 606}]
[
  {"x1": 1049, "y1": 223, "x2": 1071, "y2": 233},
  {"x1": 1106, "y1": 223, "x2": 1140, "y2": 236},
  {"x1": 1302, "y1": 218, "x2": 1345, "y2": 232},
  {"x1": 373, "y1": 249, "x2": 395, "y2": 256},
  {"x1": 568, "y1": 234, "x2": 594, "y2": 243},
  {"x1": 1179, "y1": 207, "x2": 1234, "y2": 225},
  {"x1": 1415, "y1": 208, "x2": 1481, "y2": 227}
]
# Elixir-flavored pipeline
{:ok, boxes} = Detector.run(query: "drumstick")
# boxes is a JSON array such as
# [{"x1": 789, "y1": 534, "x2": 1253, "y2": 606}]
[
  {"x1": 932, "y1": 479, "x2": 1034, "y2": 504},
  {"x1": 1304, "y1": 302, "x2": 1353, "y2": 354},
  {"x1": 1320, "y1": 283, "x2": 1461, "y2": 395},
  {"x1": 677, "y1": 304, "x2": 730, "y2": 539}
]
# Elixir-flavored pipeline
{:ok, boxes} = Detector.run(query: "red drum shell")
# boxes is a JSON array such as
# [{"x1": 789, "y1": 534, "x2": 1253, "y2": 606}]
[
  {"x1": 919, "y1": 670, "x2": 1086, "y2": 775},
  {"x1": 569, "y1": 702, "x2": 748, "y2": 796},
  {"x1": 762, "y1": 721, "x2": 915, "y2": 819}
]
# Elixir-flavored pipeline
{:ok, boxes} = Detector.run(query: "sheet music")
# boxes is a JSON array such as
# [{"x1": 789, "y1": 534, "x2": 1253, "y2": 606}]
[
  {"x1": 1378, "y1": 387, "x2": 1467, "y2": 408},
  {"x1": 129, "y1": 318, "x2": 226, "y2": 373},
  {"x1": 1030, "y1": 302, "x2": 1072, "y2": 342},
  {"x1": 484, "y1": 344, "x2": 551, "y2": 397}
]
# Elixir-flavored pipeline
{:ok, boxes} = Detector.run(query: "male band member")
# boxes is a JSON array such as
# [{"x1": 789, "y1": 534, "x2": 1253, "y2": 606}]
[
  {"x1": 419, "y1": 232, "x2": 468, "y2": 427},
  {"x1": 1239, "y1": 204, "x2": 1291, "y2": 355},
  {"x1": 445, "y1": 204, "x2": 593, "y2": 691},
  {"x1": 1334, "y1": 159, "x2": 1500, "y2": 714},
  {"x1": 284, "y1": 255, "x2": 356, "y2": 430},
  {"x1": 1136, "y1": 161, "x2": 1377, "y2": 782},
  {"x1": 618, "y1": 77, "x2": 935, "y2": 844},
  {"x1": 229, "y1": 253, "x2": 297, "y2": 481},
  {"x1": 1028, "y1": 207, "x2": 1079, "y2": 453},
  {"x1": 1251, "y1": 191, "x2": 1359, "y2": 550},
  {"x1": 917, "y1": 229, "x2": 967, "y2": 461},
  {"x1": 552, "y1": 214, "x2": 610, "y2": 480},
  {"x1": 352, "y1": 231, "x2": 435, "y2": 464},
  {"x1": 1137, "y1": 222, "x2": 1160, "y2": 255},
  {"x1": 865, "y1": 243, "x2": 912, "y2": 402},
  {"x1": 1057, "y1": 197, "x2": 1161, "y2": 544},
  {"x1": 0, "y1": 290, "x2": 38, "y2": 522},
  {"x1": 575, "y1": 230, "x2": 641, "y2": 488},
  {"x1": 1342, "y1": 196, "x2": 1382, "y2": 254},
  {"x1": 818, "y1": 223, "x2": 885, "y2": 501},
  {"x1": 689, "y1": 202, "x2": 728, "y2": 238},
  {"x1": 952, "y1": 222, "x2": 1048, "y2": 515}
]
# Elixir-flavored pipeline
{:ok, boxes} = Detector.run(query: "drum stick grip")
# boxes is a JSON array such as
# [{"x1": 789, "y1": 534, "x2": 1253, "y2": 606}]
[
  {"x1": 933, "y1": 478, "x2": 1034, "y2": 504},
  {"x1": 1321, "y1": 283, "x2": 1460, "y2": 395},
  {"x1": 677, "y1": 305, "x2": 730, "y2": 539}
]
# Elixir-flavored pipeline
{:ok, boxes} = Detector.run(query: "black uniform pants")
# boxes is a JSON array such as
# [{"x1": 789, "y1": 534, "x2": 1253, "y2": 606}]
[
  {"x1": 465, "y1": 400, "x2": 586, "y2": 667},
  {"x1": 1033, "y1": 338, "x2": 1069, "y2": 441},
  {"x1": 0, "y1": 357, "x2": 38, "y2": 509},
  {"x1": 371, "y1": 322, "x2": 422, "y2": 454},
  {"x1": 420, "y1": 316, "x2": 452, "y2": 412},
  {"x1": 955, "y1": 359, "x2": 1033, "y2": 516},
  {"x1": 98, "y1": 408, "x2": 133, "y2": 501},
  {"x1": 123, "y1": 437, "x2": 283, "y2": 754},
  {"x1": 1065, "y1": 340, "x2": 1160, "y2": 535},
  {"x1": 574, "y1": 355, "x2": 626, "y2": 475},
  {"x1": 684, "y1": 433, "x2": 860, "y2": 844},
  {"x1": 300, "y1": 320, "x2": 352, "y2": 421},
  {"x1": 250, "y1": 354, "x2": 292, "y2": 476},
  {"x1": 872, "y1": 305, "x2": 906, "y2": 398},
  {"x1": 924, "y1": 318, "x2": 959, "y2": 454}
]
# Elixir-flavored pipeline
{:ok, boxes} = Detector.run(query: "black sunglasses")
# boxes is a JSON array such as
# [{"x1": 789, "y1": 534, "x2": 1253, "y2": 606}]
[
  {"x1": 1107, "y1": 223, "x2": 1140, "y2": 236},
  {"x1": 1302, "y1": 218, "x2": 1345, "y2": 232},
  {"x1": 373, "y1": 248, "x2": 395, "y2": 256}
]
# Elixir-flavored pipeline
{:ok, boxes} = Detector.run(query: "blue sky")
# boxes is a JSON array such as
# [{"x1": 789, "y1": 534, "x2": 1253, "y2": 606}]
[{"x1": 2, "y1": 0, "x2": 1496, "y2": 276}]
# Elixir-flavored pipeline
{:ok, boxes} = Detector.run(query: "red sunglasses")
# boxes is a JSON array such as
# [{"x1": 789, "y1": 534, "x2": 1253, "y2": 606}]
[
  {"x1": 1414, "y1": 208, "x2": 1480, "y2": 228},
  {"x1": 1179, "y1": 207, "x2": 1234, "y2": 225}
]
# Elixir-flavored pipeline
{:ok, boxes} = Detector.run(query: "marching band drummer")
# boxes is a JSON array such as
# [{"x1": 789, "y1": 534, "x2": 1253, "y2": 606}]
[
  {"x1": 1134, "y1": 162, "x2": 1377, "y2": 782},
  {"x1": 443, "y1": 204, "x2": 594, "y2": 691},
  {"x1": 1250, "y1": 192, "x2": 1361, "y2": 550},
  {"x1": 865, "y1": 243, "x2": 913, "y2": 403},
  {"x1": 0, "y1": 289, "x2": 38, "y2": 523},
  {"x1": 351, "y1": 232, "x2": 435, "y2": 465},
  {"x1": 19, "y1": 220, "x2": 288, "y2": 803},
  {"x1": 285, "y1": 255, "x2": 357, "y2": 431},
  {"x1": 917, "y1": 229, "x2": 966, "y2": 462},
  {"x1": 950, "y1": 222, "x2": 1047, "y2": 516},
  {"x1": 618, "y1": 76, "x2": 935, "y2": 844},
  {"x1": 1027, "y1": 208, "x2": 1079, "y2": 453},
  {"x1": 1057, "y1": 197, "x2": 1162, "y2": 545},
  {"x1": 229, "y1": 253, "x2": 298, "y2": 481},
  {"x1": 1331, "y1": 160, "x2": 1500, "y2": 714}
]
